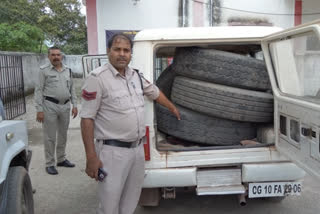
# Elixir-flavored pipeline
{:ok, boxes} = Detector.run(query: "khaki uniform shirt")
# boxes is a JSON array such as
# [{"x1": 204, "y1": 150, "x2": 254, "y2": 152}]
[
  {"x1": 35, "y1": 64, "x2": 77, "y2": 112},
  {"x1": 79, "y1": 63, "x2": 160, "y2": 142}
]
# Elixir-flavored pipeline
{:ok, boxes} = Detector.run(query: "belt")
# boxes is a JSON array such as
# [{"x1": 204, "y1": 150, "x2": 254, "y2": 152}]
[
  {"x1": 101, "y1": 139, "x2": 142, "y2": 148},
  {"x1": 45, "y1": 96, "x2": 69, "y2": 105}
]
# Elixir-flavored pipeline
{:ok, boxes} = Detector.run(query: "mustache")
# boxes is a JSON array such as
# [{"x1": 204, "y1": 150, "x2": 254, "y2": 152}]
[{"x1": 117, "y1": 57, "x2": 127, "y2": 61}]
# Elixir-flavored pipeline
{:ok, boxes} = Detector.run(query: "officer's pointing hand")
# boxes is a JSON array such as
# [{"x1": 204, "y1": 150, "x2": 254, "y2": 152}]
[{"x1": 171, "y1": 106, "x2": 181, "y2": 120}]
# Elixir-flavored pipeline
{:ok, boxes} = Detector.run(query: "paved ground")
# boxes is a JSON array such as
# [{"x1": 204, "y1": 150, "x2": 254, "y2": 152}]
[{"x1": 19, "y1": 89, "x2": 320, "y2": 214}]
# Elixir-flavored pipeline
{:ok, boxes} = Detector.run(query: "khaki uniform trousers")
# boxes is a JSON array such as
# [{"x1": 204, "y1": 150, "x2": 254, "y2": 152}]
[
  {"x1": 95, "y1": 140, "x2": 145, "y2": 214},
  {"x1": 43, "y1": 100, "x2": 70, "y2": 167}
]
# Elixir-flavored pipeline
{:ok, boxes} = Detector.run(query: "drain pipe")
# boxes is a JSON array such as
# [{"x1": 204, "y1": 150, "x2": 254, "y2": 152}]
[
  {"x1": 182, "y1": 0, "x2": 186, "y2": 27},
  {"x1": 238, "y1": 194, "x2": 247, "y2": 206}
]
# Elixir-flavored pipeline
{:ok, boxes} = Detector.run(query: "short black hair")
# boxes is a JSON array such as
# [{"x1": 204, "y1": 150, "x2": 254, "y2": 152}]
[
  {"x1": 107, "y1": 33, "x2": 133, "y2": 49},
  {"x1": 48, "y1": 46, "x2": 61, "y2": 54}
]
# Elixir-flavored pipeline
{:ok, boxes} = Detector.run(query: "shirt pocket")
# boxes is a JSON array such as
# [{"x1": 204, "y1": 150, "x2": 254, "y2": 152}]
[
  {"x1": 132, "y1": 76, "x2": 144, "y2": 107},
  {"x1": 109, "y1": 90, "x2": 132, "y2": 111},
  {"x1": 63, "y1": 72, "x2": 71, "y2": 90},
  {"x1": 134, "y1": 88, "x2": 145, "y2": 107},
  {"x1": 46, "y1": 75, "x2": 58, "y2": 86}
]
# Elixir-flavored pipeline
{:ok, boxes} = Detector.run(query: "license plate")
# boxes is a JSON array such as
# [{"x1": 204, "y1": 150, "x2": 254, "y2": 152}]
[{"x1": 248, "y1": 182, "x2": 302, "y2": 198}]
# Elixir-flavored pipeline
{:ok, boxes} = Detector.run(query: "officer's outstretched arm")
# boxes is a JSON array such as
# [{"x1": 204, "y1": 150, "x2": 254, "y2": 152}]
[{"x1": 155, "y1": 91, "x2": 181, "y2": 120}]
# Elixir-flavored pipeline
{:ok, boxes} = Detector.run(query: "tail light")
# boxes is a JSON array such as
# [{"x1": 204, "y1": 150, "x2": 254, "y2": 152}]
[{"x1": 144, "y1": 126, "x2": 151, "y2": 161}]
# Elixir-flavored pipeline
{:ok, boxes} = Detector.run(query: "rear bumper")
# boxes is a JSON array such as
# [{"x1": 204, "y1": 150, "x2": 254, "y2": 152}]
[
  {"x1": 143, "y1": 167, "x2": 197, "y2": 188},
  {"x1": 242, "y1": 162, "x2": 305, "y2": 182},
  {"x1": 142, "y1": 162, "x2": 306, "y2": 188}
]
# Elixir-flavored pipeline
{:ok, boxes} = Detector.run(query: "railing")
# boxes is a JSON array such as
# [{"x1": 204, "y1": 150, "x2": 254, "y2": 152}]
[{"x1": 0, "y1": 54, "x2": 26, "y2": 119}]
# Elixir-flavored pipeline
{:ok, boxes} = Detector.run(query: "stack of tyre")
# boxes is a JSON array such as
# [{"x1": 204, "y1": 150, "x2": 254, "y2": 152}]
[{"x1": 156, "y1": 47, "x2": 273, "y2": 146}]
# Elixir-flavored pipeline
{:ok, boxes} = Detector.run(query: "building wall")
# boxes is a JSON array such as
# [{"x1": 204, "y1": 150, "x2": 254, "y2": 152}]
[
  {"x1": 86, "y1": 0, "x2": 98, "y2": 54},
  {"x1": 221, "y1": 0, "x2": 295, "y2": 28},
  {"x1": 88, "y1": 0, "x2": 304, "y2": 54},
  {"x1": 96, "y1": 0, "x2": 180, "y2": 54},
  {"x1": 0, "y1": 51, "x2": 83, "y2": 94},
  {"x1": 188, "y1": 0, "x2": 208, "y2": 27},
  {"x1": 185, "y1": 0, "x2": 221, "y2": 27},
  {"x1": 302, "y1": 0, "x2": 320, "y2": 24}
]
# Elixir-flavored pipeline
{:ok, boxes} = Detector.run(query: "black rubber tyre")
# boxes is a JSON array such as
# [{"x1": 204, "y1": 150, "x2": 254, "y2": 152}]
[
  {"x1": 156, "y1": 104, "x2": 257, "y2": 145},
  {"x1": 171, "y1": 76, "x2": 274, "y2": 123},
  {"x1": 7, "y1": 166, "x2": 34, "y2": 214},
  {"x1": 172, "y1": 47, "x2": 271, "y2": 91},
  {"x1": 156, "y1": 65, "x2": 176, "y2": 98}
]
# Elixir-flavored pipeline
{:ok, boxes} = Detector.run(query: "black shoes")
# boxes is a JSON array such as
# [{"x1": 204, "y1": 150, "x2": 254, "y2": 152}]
[
  {"x1": 46, "y1": 160, "x2": 75, "y2": 175},
  {"x1": 57, "y1": 159, "x2": 75, "y2": 168},
  {"x1": 46, "y1": 166, "x2": 58, "y2": 175}
]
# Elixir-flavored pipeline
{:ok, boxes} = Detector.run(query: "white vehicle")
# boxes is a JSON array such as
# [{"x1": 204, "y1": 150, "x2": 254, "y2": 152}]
[
  {"x1": 83, "y1": 20, "x2": 320, "y2": 206},
  {"x1": 0, "y1": 98, "x2": 34, "y2": 213}
]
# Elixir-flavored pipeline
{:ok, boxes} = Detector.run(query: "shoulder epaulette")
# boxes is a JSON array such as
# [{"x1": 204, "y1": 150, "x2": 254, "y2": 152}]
[
  {"x1": 90, "y1": 66, "x2": 106, "y2": 77},
  {"x1": 40, "y1": 64, "x2": 50, "y2": 70},
  {"x1": 63, "y1": 64, "x2": 70, "y2": 70}
]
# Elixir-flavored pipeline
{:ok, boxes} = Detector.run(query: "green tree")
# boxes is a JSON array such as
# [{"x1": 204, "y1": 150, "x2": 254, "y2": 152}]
[
  {"x1": 0, "y1": 22, "x2": 44, "y2": 52},
  {"x1": 0, "y1": 0, "x2": 42, "y2": 25},
  {"x1": 38, "y1": 0, "x2": 87, "y2": 54},
  {"x1": 0, "y1": 0, "x2": 87, "y2": 54}
]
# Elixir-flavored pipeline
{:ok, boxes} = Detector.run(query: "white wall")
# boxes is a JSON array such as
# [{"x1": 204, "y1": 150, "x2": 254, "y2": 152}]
[
  {"x1": 96, "y1": 0, "x2": 180, "y2": 54},
  {"x1": 94, "y1": 0, "x2": 299, "y2": 54},
  {"x1": 0, "y1": 51, "x2": 83, "y2": 94},
  {"x1": 302, "y1": 0, "x2": 320, "y2": 24},
  {"x1": 186, "y1": 0, "x2": 211, "y2": 27},
  {"x1": 221, "y1": 0, "x2": 295, "y2": 28}
]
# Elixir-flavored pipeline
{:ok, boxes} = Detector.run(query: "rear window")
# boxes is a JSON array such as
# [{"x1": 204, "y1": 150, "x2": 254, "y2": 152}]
[{"x1": 269, "y1": 31, "x2": 320, "y2": 102}]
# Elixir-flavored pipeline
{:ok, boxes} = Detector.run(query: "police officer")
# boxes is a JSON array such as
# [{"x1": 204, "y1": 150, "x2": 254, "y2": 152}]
[
  {"x1": 35, "y1": 46, "x2": 78, "y2": 175},
  {"x1": 80, "y1": 34, "x2": 180, "y2": 214}
]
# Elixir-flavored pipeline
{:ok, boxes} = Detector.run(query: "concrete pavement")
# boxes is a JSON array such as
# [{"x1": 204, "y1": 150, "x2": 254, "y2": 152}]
[{"x1": 28, "y1": 116, "x2": 98, "y2": 214}]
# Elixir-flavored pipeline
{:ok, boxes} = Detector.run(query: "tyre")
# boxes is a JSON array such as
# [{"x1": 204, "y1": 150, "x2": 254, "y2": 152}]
[
  {"x1": 7, "y1": 166, "x2": 34, "y2": 214},
  {"x1": 171, "y1": 76, "x2": 273, "y2": 122},
  {"x1": 172, "y1": 47, "x2": 271, "y2": 91},
  {"x1": 156, "y1": 104, "x2": 257, "y2": 145},
  {"x1": 156, "y1": 65, "x2": 176, "y2": 98}
]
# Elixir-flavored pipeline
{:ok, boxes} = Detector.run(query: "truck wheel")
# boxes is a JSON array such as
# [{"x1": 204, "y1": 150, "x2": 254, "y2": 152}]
[
  {"x1": 7, "y1": 166, "x2": 34, "y2": 214},
  {"x1": 171, "y1": 76, "x2": 274, "y2": 123},
  {"x1": 173, "y1": 47, "x2": 271, "y2": 91},
  {"x1": 156, "y1": 65, "x2": 176, "y2": 98},
  {"x1": 156, "y1": 104, "x2": 257, "y2": 145}
]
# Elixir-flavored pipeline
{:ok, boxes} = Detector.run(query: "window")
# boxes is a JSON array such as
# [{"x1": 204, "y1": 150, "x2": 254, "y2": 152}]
[{"x1": 269, "y1": 32, "x2": 320, "y2": 100}]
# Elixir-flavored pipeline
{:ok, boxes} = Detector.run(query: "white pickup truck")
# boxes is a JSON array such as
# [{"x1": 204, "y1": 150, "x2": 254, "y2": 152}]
[
  {"x1": 83, "y1": 20, "x2": 320, "y2": 206},
  {"x1": 0, "y1": 98, "x2": 34, "y2": 213}
]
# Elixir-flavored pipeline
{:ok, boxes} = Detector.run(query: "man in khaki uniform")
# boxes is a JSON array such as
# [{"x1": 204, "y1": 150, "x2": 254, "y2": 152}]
[
  {"x1": 80, "y1": 34, "x2": 180, "y2": 214},
  {"x1": 35, "y1": 47, "x2": 78, "y2": 175}
]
